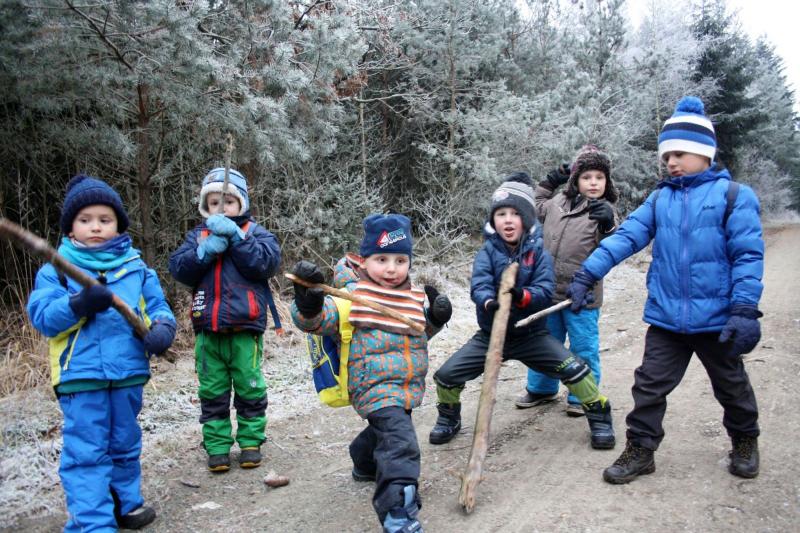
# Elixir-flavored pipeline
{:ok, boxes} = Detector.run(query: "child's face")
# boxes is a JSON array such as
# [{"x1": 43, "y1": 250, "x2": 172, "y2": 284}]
[
  {"x1": 662, "y1": 151, "x2": 711, "y2": 177},
  {"x1": 206, "y1": 192, "x2": 241, "y2": 216},
  {"x1": 363, "y1": 253, "x2": 410, "y2": 289},
  {"x1": 577, "y1": 170, "x2": 607, "y2": 199},
  {"x1": 69, "y1": 205, "x2": 119, "y2": 245},
  {"x1": 493, "y1": 207, "x2": 523, "y2": 245}
]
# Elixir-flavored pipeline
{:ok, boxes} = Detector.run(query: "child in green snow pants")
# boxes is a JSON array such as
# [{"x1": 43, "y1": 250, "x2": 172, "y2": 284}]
[{"x1": 195, "y1": 331, "x2": 268, "y2": 454}]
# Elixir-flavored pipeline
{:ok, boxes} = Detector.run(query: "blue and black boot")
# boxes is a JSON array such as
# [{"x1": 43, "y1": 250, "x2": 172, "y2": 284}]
[
  {"x1": 429, "y1": 403, "x2": 461, "y2": 445},
  {"x1": 584, "y1": 399, "x2": 615, "y2": 449},
  {"x1": 382, "y1": 485, "x2": 423, "y2": 533}
]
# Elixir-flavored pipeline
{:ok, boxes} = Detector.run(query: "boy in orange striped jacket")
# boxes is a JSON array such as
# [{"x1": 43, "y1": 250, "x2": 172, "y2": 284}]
[{"x1": 290, "y1": 213, "x2": 451, "y2": 533}]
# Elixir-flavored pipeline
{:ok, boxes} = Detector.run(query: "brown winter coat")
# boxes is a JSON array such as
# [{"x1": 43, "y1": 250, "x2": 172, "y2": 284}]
[{"x1": 535, "y1": 183, "x2": 619, "y2": 308}]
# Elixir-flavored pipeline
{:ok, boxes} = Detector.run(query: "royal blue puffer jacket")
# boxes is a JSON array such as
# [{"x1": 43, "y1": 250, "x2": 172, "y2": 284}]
[
  {"x1": 582, "y1": 165, "x2": 763, "y2": 334},
  {"x1": 472, "y1": 223, "x2": 555, "y2": 336},
  {"x1": 27, "y1": 258, "x2": 175, "y2": 388},
  {"x1": 169, "y1": 217, "x2": 281, "y2": 333}
]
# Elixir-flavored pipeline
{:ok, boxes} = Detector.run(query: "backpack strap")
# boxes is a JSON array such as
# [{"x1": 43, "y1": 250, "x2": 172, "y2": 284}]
[{"x1": 723, "y1": 181, "x2": 740, "y2": 228}]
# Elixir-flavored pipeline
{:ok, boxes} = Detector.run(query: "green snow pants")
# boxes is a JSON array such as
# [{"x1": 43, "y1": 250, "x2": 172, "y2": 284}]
[{"x1": 195, "y1": 331, "x2": 268, "y2": 455}]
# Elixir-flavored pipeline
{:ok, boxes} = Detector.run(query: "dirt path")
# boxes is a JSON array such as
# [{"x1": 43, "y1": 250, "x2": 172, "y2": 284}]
[{"x1": 7, "y1": 225, "x2": 800, "y2": 532}]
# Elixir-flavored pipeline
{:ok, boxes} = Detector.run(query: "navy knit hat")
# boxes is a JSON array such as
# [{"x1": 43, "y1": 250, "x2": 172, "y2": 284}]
[
  {"x1": 658, "y1": 96, "x2": 716, "y2": 161},
  {"x1": 60, "y1": 175, "x2": 129, "y2": 234},
  {"x1": 489, "y1": 172, "x2": 536, "y2": 230},
  {"x1": 359, "y1": 213, "x2": 413, "y2": 258},
  {"x1": 198, "y1": 167, "x2": 250, "y2": 217}
]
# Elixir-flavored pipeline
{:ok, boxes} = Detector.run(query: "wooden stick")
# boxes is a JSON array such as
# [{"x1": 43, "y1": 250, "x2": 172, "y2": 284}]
[
  {"x1": 222, "y1": 133, "x2": 234, "y2": 196},
  {"x1": 514, "y1": 299, "x2": 573, "y2": 328},
  {"x1": 459, "y1": 262, "x2": 518, "y2": 513},
  {"x1": 0, "y1": 218, "x2": 150, "y2": 339},
  {"x1": 284, "y1": 272, "x2": 426, "y2": 334}
]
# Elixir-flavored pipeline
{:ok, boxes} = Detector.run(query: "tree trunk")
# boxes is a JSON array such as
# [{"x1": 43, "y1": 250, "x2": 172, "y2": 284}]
[
  {"x1": 459, "y1": 262, "x2": 519, "y2": 514},
  {"x1": 136, "y1": 83, "x2": 155, "y2": 265}
]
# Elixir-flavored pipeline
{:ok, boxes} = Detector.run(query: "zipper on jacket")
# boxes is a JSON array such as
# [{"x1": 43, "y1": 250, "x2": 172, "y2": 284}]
[
  {"x1": 402, "y1": 336, "x2": 413, "y2": 409},
  {"x1": 680, "y1": 187, "x2": 690, "y2": 332},
  {"x1": 211, "y1": 257, "x2": 223, "y2": 332},
  {"x1": 62, "y1": 326, "x2": 84, "y2": 371}
]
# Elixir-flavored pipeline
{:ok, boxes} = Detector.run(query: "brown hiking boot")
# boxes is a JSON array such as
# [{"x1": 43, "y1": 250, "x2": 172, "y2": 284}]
[{"x1": 603, "y1": 441, "x2": 655, "y2": 484}]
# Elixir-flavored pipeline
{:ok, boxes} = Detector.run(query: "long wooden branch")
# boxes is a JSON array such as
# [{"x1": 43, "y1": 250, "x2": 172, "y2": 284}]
[
  {"x1": 222, "y1": 133, "x2": 234, "y2": 196},
  {"x1": 0, "y1": 218, "x2": 149, "y2": 339},
  {"x1": 459, "y1": 262, "x2": 519, "y2": 513},
  {"x1": 284, "y1": 273, "x2": 426, "y2": 334},
  {"x1": 514, "y1": 299, "x2": 573, "y2": 328}
]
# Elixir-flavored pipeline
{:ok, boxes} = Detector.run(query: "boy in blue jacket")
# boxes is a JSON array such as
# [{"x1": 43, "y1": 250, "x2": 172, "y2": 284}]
[
  {"x1": 169, "y1": 168, "x2": 281, "y2": 472},
  {"x1": 429, "y1": 173, "x2": 615, "y2": 450},
  {"x1": 567, "y1": 96, "x2": 764, "y2": 483},
  {"x1": 27, "y1": 175, "x2": 176, "y2": 531}
]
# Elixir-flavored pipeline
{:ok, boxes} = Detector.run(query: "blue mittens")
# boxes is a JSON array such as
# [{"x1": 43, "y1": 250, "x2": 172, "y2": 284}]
[
  {"x1": 719, "y1": 305, "x2": 763, "y2": 356},
  {"x1": 144, "y1": 320, "x2": 176, "y2": 356},
  {"x1": 69, "y1": 283, "x2": 114, "y2": 318},
  {"x1": 206, "y1": 214, "x2": 245, "y2": 243},
  {"x1": 196, "y1": 234, "x2": 229, "y2": 262},
  {"x1": 566, "y1": 268, "x2": 596, "y2": 312}
]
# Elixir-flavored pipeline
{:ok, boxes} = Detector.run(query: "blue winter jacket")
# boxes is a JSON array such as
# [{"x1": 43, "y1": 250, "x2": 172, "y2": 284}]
[
  {"x1": 582, "y1": 165, "x2": 764, "y2": 334},
  {"x1": 27, "y1": 258, "x2": 175, "y2": 388},
  {"x1": 472, "y1": 223, "x2": 555, "y2": 336},
  {"x1": 169, "y1": 217, "x2": 281, "y2": 333}
]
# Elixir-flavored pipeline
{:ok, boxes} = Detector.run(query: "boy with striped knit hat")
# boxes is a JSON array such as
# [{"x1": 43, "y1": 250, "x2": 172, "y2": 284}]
[
  {"x1": 568, "y1": 96, "x2": 764, "y2": 483},
  {"x1": 290, "y1": 213, "x2": 452, "y2": 533}
]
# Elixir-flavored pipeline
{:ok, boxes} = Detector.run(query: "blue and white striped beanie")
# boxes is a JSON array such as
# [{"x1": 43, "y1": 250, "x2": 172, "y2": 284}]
[
  {"x1": 658, "y1": 96, "x2": 716, "y2": 161},
  {"x1": 198, "y1": 167, "x2": 249, "y2": 217}
]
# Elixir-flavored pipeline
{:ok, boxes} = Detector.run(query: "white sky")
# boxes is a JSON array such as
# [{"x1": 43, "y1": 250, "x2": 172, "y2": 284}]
[{"x1": 628, "y1": 0, "x2": 800, "y2": 102}]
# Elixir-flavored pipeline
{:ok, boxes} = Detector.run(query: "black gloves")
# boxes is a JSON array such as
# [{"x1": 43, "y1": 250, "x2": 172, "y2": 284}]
[
  {"x1": 719, "y1": 305, "x2": 763, "y2": 356},
  {"x1": 424, "y1": 285, "x2": 452, "y2": 328},
  {"x1": 144, "y1": 320, "x2": 176, "y2": 356},
  {"x1": 485, "y1": 300, "x2": 500, "y2": 313},
  {"x1": 545, "y1": 163, "x2": 571, "y2": 189},
  {"x1": 69, "y1": 283, "x2": 114, "y2": 318},
  {"x1": 508, "y1": 287, "x2": 526, "y2": 305},
  {"x1": 291, "y1": 260, "x2": 325, "y2": 318},
  {"x1": 588, "y1": 199, "x2": 615, "y2": 233}
]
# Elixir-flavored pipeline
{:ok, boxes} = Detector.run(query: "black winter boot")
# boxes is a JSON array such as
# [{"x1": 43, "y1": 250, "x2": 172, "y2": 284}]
[
  {"x1": 239, "y1": 447, "x2": 262, "y2": 469},
  {"x1": 207, "y1": 453, "x2": 231, "y2": 472},
  {"x1": 729, "y1": 435, "x2": 759, "y2": 478},
  {"x1": 116, "y1": 505, "x2": 156, "y2": 530},
  {"x1": 584, "y1": 399, "x2": 616, "y2": 449},
  {"x1": 603, "y1": 441, "x2": 656, "y2": 484},
  {"x1": 429, "y1": 403, "x2": 461, "y2": 445}
]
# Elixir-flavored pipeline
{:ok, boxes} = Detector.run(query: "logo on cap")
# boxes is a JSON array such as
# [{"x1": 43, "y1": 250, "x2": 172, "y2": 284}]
[{"x1": 377, "y1": 229, "x2": 408, "y2": 248}]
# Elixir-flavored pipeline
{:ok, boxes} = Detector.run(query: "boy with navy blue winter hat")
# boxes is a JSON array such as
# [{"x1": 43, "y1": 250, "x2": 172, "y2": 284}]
[
  {"x1": 27, "y1": 175, "x2": 176, "y2": 531},
  {"x1": 429, "y1": 172, "x2": 616, "y2": 450},
  {"x1": 169, "y1": 167, "x2": 281, "y2": 473},
  {"x1": 567, "y1": 96, "x2": 764, "y2": 483},
  {"x1": 290, "y1": 213, "x2": 452, "y2": 533}
]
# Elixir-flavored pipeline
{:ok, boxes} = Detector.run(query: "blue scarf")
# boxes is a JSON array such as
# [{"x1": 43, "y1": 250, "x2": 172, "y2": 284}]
[{"x1": 58, "y1": 234, "x2": 140, "y2": 272}]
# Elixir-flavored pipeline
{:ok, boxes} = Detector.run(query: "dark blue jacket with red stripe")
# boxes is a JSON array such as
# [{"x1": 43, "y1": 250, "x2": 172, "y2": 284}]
[
  {"x1": 472, "y1": 222, "x2": 555, "y2": 337},
  {"x1": 169, "y1": 217, "x2": 281, "y2": 333}
]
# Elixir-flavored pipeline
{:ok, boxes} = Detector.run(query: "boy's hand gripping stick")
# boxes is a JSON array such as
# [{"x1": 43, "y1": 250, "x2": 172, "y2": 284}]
[{"x1": 284, "y1": 273, "x2": 426, "y2": 334}]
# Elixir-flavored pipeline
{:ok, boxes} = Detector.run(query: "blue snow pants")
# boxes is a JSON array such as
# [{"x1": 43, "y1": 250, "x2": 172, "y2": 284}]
[
  {"x1": 57, "y1": 385, "x2": 145, "y2": 532},
  {"x1": 526, "y1": 308, "x2": 600, "y2": 406}
]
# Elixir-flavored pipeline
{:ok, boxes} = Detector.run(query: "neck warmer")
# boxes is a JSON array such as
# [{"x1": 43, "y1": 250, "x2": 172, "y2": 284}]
[{"x1": 58, "y1": 233, "x2": 139, "y2": 272}]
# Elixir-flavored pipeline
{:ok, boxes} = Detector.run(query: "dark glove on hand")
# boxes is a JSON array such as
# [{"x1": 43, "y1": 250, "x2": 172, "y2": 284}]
[
  {"x1": 566, "y1": 268, "x2": 596, "y2": 312},
  {"x1": 144, "y1": 320, "x2": 176, "y2": 356},
  {"x1": 69, "y1": 283, "x2": 114, "y2": 318},
  {"x1": 507, "y1": 287, "x2": 527, "y2": 305},
  {"x1": 545, "y1": 163, "x2": 571, "y2": 189},
  {"x1": 424, "y1": 285, "x2": 452, "y2": 327},
  {"x1": 485, "y1": 299, "x2": 500, "y2": 313},
  {"x1": 718, "y1": 305, "x2": 763, "y2": 356},
  {"x1": 291, "y1": 260, "x2": 325, "y2": 318},
  {"x1": 588, "y1": 199, "x2": 615, "y2": 233}
]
